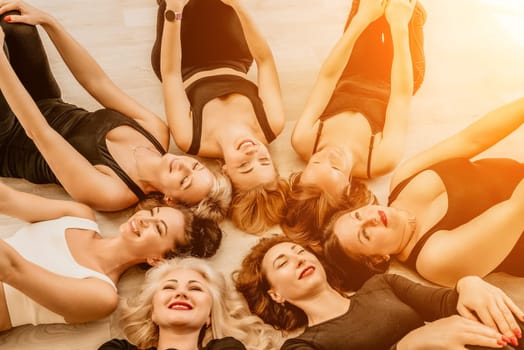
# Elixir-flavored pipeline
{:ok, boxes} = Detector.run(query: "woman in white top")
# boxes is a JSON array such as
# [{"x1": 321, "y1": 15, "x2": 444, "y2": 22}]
[{"x1": 0, "y1": 182, "x2": 220, "y2": 331}]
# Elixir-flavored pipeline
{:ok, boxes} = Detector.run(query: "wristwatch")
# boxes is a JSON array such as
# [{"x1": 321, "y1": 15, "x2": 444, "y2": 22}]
[{"x1": 165, "y1": 9, "x2": 182, "y2": 22}]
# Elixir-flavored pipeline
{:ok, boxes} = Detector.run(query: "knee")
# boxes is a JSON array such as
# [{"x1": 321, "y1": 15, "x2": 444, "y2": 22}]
[{"x1": 1, "y1": 12, "x2": 38, "y2": 41}]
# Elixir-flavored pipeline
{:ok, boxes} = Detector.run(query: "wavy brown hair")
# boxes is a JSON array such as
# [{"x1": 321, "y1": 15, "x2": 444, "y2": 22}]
[
  {"x1": 135, "y1": 197, "x2": 222, "y2": 258},
  {"x1": 234, "y1": 235, "x2": 348, "y2": 332},
  {"x1": 282, "y1": 171, "x2": 374, "y2": 246}
]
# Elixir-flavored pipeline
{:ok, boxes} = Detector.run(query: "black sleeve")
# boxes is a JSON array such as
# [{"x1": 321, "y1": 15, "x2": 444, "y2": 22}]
[
  {"x1": 97, "y1": 339, "x2": 139, "y2": 350},
  {"x1": 382, "y1": 274, "x2": 458, "y2": 321},
  {"x1": 207, "y1": 337, "x2": 247, "y2": 350}
]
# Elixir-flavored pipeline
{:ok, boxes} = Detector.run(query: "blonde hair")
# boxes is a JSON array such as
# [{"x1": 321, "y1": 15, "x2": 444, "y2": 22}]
[
  {"x1": 192, "y1": 168, "x2": 232, "y2": 222},
  {"x1": 229, "y1": 176, "x2": 290, "y2": 235},
  {"x1": 119, "y1": 258, "x2": 278, "y2": 350}
]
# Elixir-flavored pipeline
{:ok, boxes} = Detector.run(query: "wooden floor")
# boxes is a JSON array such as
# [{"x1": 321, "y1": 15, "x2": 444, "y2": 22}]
[{"x1": 2, "y1": 0, "x2": 524, "y2": 349}]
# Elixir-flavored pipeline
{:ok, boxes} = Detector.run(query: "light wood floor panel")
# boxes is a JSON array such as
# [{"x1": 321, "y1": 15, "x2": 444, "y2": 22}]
[{"x1": 2, "y1": 0, "x2": 524, "y2": 349}]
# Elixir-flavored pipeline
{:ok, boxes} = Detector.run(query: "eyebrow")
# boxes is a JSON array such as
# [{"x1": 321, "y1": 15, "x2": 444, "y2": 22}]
[
  {"x1": 154, "y1": 207, "x2": 169, "y2": 235},
  {"x1": 272, "y1": 244, "x2": 296, "y2": 268},
  {"x1": 165, "y1": 279, "x2": 204, "y2": 286}
]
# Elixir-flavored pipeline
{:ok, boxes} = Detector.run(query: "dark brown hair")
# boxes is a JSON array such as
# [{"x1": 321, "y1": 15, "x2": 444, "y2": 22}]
[{"x1": 136, "y1": 197, "x2": 222, "y2": 258}]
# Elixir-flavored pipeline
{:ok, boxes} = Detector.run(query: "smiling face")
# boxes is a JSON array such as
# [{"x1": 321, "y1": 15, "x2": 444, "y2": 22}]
[
  {"x1": 261, "y1": 242, "x2": 327, "y2": 304},
  {"x1": 222, "y1": 138, "x2": 276, "y2": 190},
  {"x1": 151, "y1": 269, "x2": 212, "y2": 330},
  {"x1": 300, "y1": 146, "x2": 353, "y2": 197},
  {"x1": 333, "y1": 205, "x2": 407, "y2": 259},
  {"x1": 120, "y1": 207, "x2": 186, "y2": 260},
  {"x1": 158, "y1": 154, "x2": 215, "y2": 204}
]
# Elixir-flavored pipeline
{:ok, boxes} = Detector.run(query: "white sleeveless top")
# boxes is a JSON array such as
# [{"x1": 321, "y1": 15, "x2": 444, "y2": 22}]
[{"x1": 2, "y1": 216, "x2": 117, "y2": 327}]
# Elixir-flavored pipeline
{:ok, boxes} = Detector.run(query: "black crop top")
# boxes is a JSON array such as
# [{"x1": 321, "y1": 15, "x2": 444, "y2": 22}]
[{"x1": 184, "y1": 74, "x2": 276, "y2": 155}]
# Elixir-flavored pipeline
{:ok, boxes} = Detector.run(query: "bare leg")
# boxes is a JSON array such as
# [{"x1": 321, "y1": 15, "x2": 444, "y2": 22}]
[{"x1": 0, "y1": 240, "x2": 118, "y2": 325}]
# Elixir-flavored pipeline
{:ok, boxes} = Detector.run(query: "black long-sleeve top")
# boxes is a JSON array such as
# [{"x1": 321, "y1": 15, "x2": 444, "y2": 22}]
[{"x1": 281, "y1": 274, "x2": 522, "y2": 350}]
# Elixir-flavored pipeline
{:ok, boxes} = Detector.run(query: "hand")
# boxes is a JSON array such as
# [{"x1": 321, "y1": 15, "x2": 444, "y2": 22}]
[
  {"x1": 385, "y1": 0, "x2": 416, "y2": 29},
  {"x1": 457, "y1": 276, "x2": 524, "y2": 346},
  {"x1": 0, "y1": 0, "x2": 50, "y2": 26},
  {"x1": 397, "y1": 315, "x2": 507, "y2": 350},
  {"x1": 353, "y1": 0, "x2": 387, "y2": 25}
]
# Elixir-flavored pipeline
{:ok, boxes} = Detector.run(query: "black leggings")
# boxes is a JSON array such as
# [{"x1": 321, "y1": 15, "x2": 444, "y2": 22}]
[
  {"x1": 151, "y1": 0, "x2": 253, "y2": 81},
  {"x1": 0, "y1": 11, "x2": 61, "y2": 142}
]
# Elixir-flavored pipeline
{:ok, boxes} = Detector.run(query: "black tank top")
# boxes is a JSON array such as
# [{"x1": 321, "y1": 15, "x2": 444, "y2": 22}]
[
  {"x1": 184, "y1": 74, "x2": 276, "y2": 155},
  {"x1": 388, "y1": 157, "x2": 524, "y2": 273},
  {"x1": 1, "y1": 98, "x2": 166, "y2": 200}
]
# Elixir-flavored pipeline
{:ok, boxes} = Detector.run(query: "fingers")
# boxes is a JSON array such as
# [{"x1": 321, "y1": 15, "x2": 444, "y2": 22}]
[
  {"x1": 0, "y1": 1, "x2": 21, "y2": 16},
  {"x1": 457, "y1": 303, "x2": 480, "y2": 322},
  {"x1": 459, "y1": 317, "x2": 508, "y2": 348}
]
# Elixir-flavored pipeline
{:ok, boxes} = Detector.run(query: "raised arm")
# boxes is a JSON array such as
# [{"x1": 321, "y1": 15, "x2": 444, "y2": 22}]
[
  {"x1": 161, "y1": 0, "x2": 192, "y2": 152},
  {"x1": 369, "y1": 0, "x2": 416, "y2": 176},
  {"x1": 221, "y1": 0, "x2": 285, "y2": 136},
  {"x1": 0, "y1": 0, "x2": 169, "y2": 146},
  {"x1": 291, "y1": 0, "x2": 385, "y2": 160},
  {"x1": 391, "y1": 95, "x2": 524, "y2": 189},
  {"x1": 0, "y1": 28, "x2": 136, "y2": 211},
  {"x1": 0, "y1": 182, "x2": 94, "y2": 222}
]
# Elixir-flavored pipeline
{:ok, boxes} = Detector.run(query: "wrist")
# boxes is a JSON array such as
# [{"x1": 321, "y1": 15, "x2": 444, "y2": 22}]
[{"x1": 164, "y1": 9, "x2": 183, "y2": 22}]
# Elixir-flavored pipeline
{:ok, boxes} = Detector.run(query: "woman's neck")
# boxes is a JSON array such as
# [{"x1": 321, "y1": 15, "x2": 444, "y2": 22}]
[
  {"x1": 157, "y1": 327, "x2": 201, "y2": 350},
  {"x1": 131, "y1": 146, "x2": 163, "y2": 191},
  {"x1": 89, "y1": 237, "x2": 145, "y2": 283},
  {"x1": 297, "y1": 286, "x2": 351, "y2": 327}
]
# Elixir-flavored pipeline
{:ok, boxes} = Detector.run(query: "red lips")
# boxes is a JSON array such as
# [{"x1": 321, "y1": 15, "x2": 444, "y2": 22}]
[
  {"x1": 299, "y1": 266, "x2": 315, "y2": 279},
  {"x1": 168, "y1": 301, "x2": 193, "y2": 310},
  {"x1": 378, "y1": 210, "x2": 387, "y2": 227}
]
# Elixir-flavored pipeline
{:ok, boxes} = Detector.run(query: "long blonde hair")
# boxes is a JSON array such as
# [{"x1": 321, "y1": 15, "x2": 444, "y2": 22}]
[{"x1": 119, "y1": 258, "x2": 279, "y2": 349}]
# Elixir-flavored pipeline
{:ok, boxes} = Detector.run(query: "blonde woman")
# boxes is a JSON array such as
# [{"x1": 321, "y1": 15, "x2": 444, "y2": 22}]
[
  {"x1": 99, "y1": 258, "x2": 277, "y2": 350},
  {"x1": 0, "y1": 1, "x2": 230, "y2": 219},
  {"x1": 153, "y1": 0, "x2": 288, "y2": 234}
]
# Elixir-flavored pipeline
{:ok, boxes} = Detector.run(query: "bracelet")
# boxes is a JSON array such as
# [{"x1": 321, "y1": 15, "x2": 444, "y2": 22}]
[{"x1": 165, "y1": 9, "x2": 182, "y2": 22}]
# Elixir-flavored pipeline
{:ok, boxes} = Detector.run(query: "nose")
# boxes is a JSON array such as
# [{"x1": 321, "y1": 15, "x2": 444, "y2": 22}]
[
  {"x1": 175, "y1": 290, "x2": 188, "y2": 299},
  {"x1": 242, "y1": 143, "x2": 258, "y2": 155}
]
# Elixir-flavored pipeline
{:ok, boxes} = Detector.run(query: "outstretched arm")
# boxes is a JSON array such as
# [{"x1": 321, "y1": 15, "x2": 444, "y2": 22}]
[
  {"x1": 0, "y1": 28, "x2": 136, "y2": 211},
  {"x1": 291, "y1": 0, "x2": 385, "y2": 160},
  {"x1": 221, "y1": 0, "x2": 285, "y2": 137},
  {"x1": 0, "y1": 182, "x2": 94, "y2": 222},
  {"x1": 391, "y1": 96, "x2": 524, "y2": 189},
  {"x1": 370, "y1": 0, "x2": 416, "y2": 176},
  {"x1": 161, "y1": 0, "x2": 193, "y2": 152},
  {"x1": 0, "y1": 0, "x2": 169, "y2": 146}
]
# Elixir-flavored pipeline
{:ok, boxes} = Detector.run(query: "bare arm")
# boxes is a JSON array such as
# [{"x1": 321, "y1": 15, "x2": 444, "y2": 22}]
[
  {"x1": 223, "y1": 0, "x2": 285, "y2": 137},
  {"x1": 0, "y1": 182, "x2": 94, "y2": 222},
  {"x1": 0, "y1": 1, "x2": 169, "y2": 147},
  {"x1": 0, "y1": 240, "x2": 118, "y2": 323},
  {"x1": 291, "y1": 0, "x2": 384, "y2": 160},
  {"x1": 417, "y1": 178, "x2": 524, "y2": 287},
  {"x1": 0, "y1": 40, "x2": 136, "y2": 211},
  {"x1": 391, "y1": 96, "x2": 524, "y2": 189},
  {"x1": 161, "y1": 0, "x2": 193, "y2": 151},
  {"x1": 370, "y1": 0, "x2": 416, "y2": 177}
]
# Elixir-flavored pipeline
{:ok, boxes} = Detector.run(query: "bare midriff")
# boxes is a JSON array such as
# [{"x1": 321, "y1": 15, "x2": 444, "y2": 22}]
[{"x1": 183, "y1": 67, "x2": 249, "y2": 89}]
